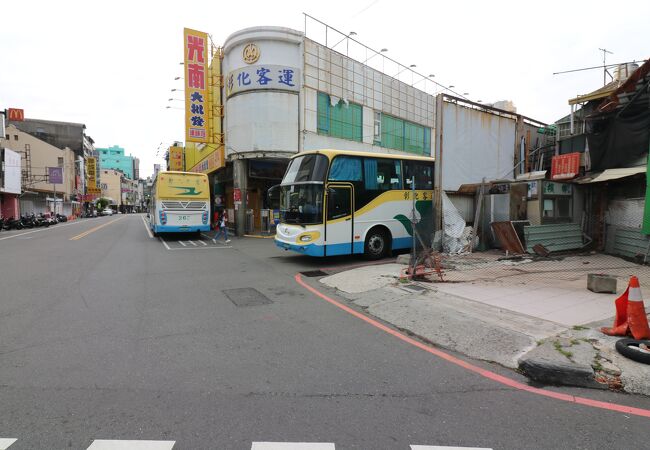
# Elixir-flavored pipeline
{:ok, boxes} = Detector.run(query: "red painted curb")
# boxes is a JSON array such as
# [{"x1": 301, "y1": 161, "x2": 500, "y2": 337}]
[{"x1": 294, "y1": 273, "x2": 650, "y2": 419}]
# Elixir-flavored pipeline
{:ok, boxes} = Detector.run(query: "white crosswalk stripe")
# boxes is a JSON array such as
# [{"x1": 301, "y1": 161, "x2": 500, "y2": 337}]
[
  {"x1": 86, "y1": 440, "x2": 175, "y2": 449},
  {"x1": 0, "y1": 438, "x2": 489, "y2": 449},
  {"x1": 251, "y1": 444, "x2": 335, "y2": 450},
  {"x1": 0, "y1": 439, "x2": 16, "y2": 450},
  {"x1": 411, "y1": 446, "x2": 492, "y2": 450}
]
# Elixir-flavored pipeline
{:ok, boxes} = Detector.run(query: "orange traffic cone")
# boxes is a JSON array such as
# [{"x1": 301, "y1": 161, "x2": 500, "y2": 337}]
[{"x1": 601, "y1": 276, "x2": 650, "y2": 339}]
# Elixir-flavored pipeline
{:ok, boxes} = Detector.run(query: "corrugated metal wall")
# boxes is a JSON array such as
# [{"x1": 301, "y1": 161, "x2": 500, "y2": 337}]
[
  {"x1": 606, "y1": 225, "x2": 650, "y2": 259},
  {"x1": 447, "y1": 194, "x2": 474, "y2": 222}
]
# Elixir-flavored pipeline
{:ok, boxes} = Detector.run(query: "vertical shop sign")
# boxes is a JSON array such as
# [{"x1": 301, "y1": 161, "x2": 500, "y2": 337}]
[{"x1": 184, "y1": 28, "x2": 209, "y2": 143}]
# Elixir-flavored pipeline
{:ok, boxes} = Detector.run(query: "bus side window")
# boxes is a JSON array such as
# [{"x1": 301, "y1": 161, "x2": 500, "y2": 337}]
[
  {"x1": 404, "y1": 161, "x2": 433, "y2": 190},
  {"x1": 364, "y1": 158, "x2": 402, "y2": 191},
  {"x1": 329, "y1": 156, "x2": 362, "y2": 181}
]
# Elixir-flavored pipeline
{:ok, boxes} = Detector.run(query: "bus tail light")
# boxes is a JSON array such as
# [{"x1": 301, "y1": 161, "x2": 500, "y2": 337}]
[
  {"x1": 159, "y1": 210, "x2": 167, "y2": 225},
  {"x1": 202, "y1": 211, "x2": 208, "y2": 224}
]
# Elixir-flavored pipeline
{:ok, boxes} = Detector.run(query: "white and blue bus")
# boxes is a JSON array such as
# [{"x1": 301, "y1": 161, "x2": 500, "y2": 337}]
[
  {"x1": 149, "y1": 171, "x2": 211, "y2": 237},
  {"x1": 274, "y1": 149, "x2": 434, "y2": 259}
]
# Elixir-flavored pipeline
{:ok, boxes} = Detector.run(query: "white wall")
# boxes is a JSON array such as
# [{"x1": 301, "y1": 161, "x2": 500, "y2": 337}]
[
  {"x1": 222, "y1": 27, "x2": 303, "y2": 157},
  {"x1": 439, "y1": 102, "x2": 516, "y2": 191},
  {"x1": 227, "y1": 92, "x2": 299, "y2": 152}
]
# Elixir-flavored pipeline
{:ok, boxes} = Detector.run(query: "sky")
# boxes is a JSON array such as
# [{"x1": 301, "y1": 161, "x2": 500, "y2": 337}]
[{"x1": 2, "y1": 0, "x2": 648, "y2": 178}]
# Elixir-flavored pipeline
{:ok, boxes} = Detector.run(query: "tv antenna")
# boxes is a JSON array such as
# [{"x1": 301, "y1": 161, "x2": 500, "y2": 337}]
[{"x1": 598, "y1": 48, "x2": 613, "y2": 85}]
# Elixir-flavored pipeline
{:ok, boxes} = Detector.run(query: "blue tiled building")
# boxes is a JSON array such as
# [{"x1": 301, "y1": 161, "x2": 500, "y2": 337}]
[{"x1": 97, "y1": 145, "x2": 134, "y2": 179}]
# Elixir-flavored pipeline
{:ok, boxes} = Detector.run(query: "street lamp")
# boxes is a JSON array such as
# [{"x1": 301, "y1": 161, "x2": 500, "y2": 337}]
[
  {"x1": 414, "y1": 73, "x2": 435, "y2": 87},
  {"x1": 395, "y1": 64, "x2": 416, "y2": 78},
  {"x1": 363, "y1": 48, "x2": 388, "y2": 65},
  {"x1": 331, "y1": 31, "x2": 356, "y2": 50}
]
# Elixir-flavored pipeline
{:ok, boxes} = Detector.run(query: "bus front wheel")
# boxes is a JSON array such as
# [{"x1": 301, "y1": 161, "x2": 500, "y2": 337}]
[{"x1": 364, "y1": 227, "x2": 389, "y2": 260}]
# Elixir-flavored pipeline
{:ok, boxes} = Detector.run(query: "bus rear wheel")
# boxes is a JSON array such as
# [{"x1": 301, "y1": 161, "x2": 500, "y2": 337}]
[{"x1": 364, "y1": 227, "x2": 389, "y2": 260}]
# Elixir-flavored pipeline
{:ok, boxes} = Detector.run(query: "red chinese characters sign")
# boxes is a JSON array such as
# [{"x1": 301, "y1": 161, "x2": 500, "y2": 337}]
[
  {"x1": 551, "y1": 152, "x2": 581, "y2": 180},
  {"x1": 184, "y1": 28, "x2": 209, "y2": 143}
]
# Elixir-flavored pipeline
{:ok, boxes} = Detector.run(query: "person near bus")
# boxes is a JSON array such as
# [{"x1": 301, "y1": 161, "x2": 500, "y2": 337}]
[{"x1": 214, "y1": 209, "x2": 230, "y2": 243}]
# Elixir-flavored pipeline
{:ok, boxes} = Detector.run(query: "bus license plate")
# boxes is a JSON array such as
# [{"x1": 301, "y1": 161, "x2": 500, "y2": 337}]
[{"x1": 178, "y1": 215, "x2": 190, "y2": 222}]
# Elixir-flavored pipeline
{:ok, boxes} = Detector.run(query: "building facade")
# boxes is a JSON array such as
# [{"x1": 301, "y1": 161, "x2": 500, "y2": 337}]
[
  {"x1": 5, "y1": 124, "x2": 77, "y2": 215},
  {"x1": 99, "y1": 169, "x2": 123, "y2": 210},
  {"x1": 97, "y1": 145, "x2": 134, "y2": 179},
  {"x1": 186, "y1": 26, "x2": 435, "y2": 235},
  {"x1": 0, "y1": 147, "x2": 22, "y2": 218}
]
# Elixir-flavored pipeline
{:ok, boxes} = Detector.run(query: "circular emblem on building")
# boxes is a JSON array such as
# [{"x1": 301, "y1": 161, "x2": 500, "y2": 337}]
[{"x1": 242, "y1": 43, "x2": 260, "y2": 64}]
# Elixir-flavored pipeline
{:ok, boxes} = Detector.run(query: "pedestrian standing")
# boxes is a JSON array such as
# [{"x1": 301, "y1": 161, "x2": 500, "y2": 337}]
[{"x1": 214, "y1": 210, "x2": 231, "y2": 243}]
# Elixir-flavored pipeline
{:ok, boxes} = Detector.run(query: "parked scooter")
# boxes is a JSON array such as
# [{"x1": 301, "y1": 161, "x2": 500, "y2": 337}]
[
  {"x1": 56, "y1": 213, "x2": 68, "y2": 222},
  {"x1": 5, "y1": 217, "x2": 23, "y2": 230}
]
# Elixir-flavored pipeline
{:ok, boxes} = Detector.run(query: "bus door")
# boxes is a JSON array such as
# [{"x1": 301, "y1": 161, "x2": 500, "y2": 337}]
[{"x1": 325, "y1": 184, "x2": 354, "y2": 256}]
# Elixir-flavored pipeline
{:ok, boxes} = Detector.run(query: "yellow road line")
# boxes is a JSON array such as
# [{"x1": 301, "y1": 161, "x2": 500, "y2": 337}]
[
  {"x1": 69, "y1": 217, "x2": 124, "y2": 241},
  {"x1": 243, "y1": 234, "x2": 275, "y2": 239}
]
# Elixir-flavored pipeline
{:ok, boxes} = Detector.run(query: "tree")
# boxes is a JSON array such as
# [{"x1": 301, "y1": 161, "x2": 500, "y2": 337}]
[{"x1": 96, "y1": 197, "x2": 109, "y2": 211}]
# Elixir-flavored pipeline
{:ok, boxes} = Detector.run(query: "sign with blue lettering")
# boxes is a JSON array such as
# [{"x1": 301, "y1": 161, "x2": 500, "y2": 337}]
[{"x1": 226, "y1": 65, "x2": 301, "y2": 97}]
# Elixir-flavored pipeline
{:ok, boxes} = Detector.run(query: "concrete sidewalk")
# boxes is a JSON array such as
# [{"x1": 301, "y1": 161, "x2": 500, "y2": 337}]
[{"x1": 319, "y1": 260, "x2": 650, "y2": 395}]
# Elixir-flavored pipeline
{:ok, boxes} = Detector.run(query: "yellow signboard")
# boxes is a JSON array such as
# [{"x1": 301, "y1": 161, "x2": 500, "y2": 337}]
[
  {"x1": 169, "y1": 146, "x2": 184, "y2": 171},
  {"x1": 189, "y1": 145, "x2": 224, "y2": 174},
  {"x1": 86, "y1": 157, "x2": 97, "y2": 190},
  {"x1": 157, "y1": 172, "x2": 209, "y2": 200},
  {"x1": 184, "y1": 28, "x2": 209, "y2": 143}
]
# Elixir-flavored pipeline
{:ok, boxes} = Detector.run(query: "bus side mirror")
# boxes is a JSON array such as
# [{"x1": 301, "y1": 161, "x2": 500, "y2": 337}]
[{"x1": 267, "y1": 184, "x2": 280, "y2": 201}]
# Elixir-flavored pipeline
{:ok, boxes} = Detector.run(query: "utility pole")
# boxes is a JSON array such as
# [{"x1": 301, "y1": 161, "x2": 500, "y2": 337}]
[{"x1": 598, "y1": 48, "x2": 613, "y2": 86}]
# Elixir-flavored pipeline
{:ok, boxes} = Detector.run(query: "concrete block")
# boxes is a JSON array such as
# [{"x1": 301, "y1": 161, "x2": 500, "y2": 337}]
[
  {"x1": 396, "y1": 254, "x2": 411, "y2": 265},
  {"x1": 587, "y1": 274, "x2": 617, "y2": 293}
]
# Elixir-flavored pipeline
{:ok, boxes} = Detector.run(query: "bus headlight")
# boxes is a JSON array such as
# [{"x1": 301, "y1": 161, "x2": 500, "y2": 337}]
[{"x1": 300, "y1": 235, "x2": 312, "y2": 242}]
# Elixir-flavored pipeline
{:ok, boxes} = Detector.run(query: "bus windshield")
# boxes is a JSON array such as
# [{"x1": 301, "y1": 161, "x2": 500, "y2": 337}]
[
  {"x1": 279, "y1": 184, "x2": 323, "y2": 225},
  {"x1": 281, "y1": 154, "x2": 328, "y2": 184}
]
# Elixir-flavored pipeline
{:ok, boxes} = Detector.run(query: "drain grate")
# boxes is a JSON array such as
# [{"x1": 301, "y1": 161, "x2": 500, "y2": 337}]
[
  {"x1": 223, "y1": 288, "x2": 273, "y2": 307},
  {"x1": 300, "y1": 270, "x2": 329, "y2": 277},
  {"x1": 403, "y1": 284, "x2": 427, "y2": 292}
]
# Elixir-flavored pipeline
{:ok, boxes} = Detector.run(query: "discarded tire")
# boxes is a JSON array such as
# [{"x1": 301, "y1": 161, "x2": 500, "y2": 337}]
[{"x1": 615, "y1": 338, "x2": 650, "y2": 364}]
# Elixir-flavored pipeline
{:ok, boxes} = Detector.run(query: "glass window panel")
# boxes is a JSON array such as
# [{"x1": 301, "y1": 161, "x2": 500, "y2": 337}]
[{"x1": 328, "y1": 156, "x2": 362, "y2": 181}]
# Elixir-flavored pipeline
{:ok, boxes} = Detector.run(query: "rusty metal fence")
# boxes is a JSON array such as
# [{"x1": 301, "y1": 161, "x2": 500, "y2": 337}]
[{"x1": 405, "y1": 190, "x2": 650, "y2": 307}]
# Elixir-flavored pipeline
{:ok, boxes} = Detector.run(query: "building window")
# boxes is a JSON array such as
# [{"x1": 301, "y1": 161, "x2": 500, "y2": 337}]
[
  {"x1": 14, "y1": 135, "x2": 18, "y2": 140},
  {"x1": 378, "y1": 113, "x2": 431, "y2": 155},
  {"x1": 57, "y1": 157, "x2": 64, "y2": 167},
  {"x1": 317, "y1": 92, "x2": 362, "y2": 142},
  {"x1": 373, "y1": 111, "x2": 381, "y2": 144}
]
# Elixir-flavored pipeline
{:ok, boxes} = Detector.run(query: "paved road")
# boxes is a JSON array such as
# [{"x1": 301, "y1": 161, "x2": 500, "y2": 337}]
[{"x1": 0, "y1": 214, "x2": 649, "y2": 449}]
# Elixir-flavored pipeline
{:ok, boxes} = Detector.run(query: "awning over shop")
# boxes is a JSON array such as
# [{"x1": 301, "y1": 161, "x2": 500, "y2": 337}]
[
  {"x1": 577, "y1": 166, "x2": 645, "y2": 184},
  {"x1": 516, "y1": 170, "x2": 547, "y2": 181}
]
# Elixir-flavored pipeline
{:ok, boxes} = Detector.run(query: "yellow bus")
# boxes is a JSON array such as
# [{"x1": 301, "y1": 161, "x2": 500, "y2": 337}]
[
  {"x1": 149, "y1": 171, "x2": 210, "y2": 236},
  {"x1": 273, "y1": 149, "x2": 434, "y2": 259}
]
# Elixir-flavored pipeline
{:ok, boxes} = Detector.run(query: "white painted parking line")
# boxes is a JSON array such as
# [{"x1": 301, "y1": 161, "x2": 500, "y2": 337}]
[
  {"x1": 0, "y1": 439, "x2": 16, "y2": 449},
  {"x1": 199, "y1": 240, "x2": 207, "y2": 246},
  {"x1": 178, "y1": 240, "x2": 187, "y2": 247},
  {"x1": 141, "y1": 216, "x2": 154, "y2": 238},
  {"x1": 167, "y1": 245, "x2": 232, "y2": 250},
  {"x1": 189, "y1": 240, "x2": 198, "y2": 246},
  {"x1": 86, "y1": 440, "x2": 175, "y2": 449},
  {"x1": 158, "y1": 237, "x2": 171, "y2": 250},
  {"x1": 251, "y1": 443, "x2": 334, "y2": 450},
  {"x1": 411, "y1": 446, "x2": 492, "y2": 450}
]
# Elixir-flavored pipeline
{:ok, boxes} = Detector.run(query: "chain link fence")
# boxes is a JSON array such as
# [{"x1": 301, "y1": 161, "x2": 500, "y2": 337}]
[{"x1": 406, "y1": 184, "x2": 650, "y2": 304}]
